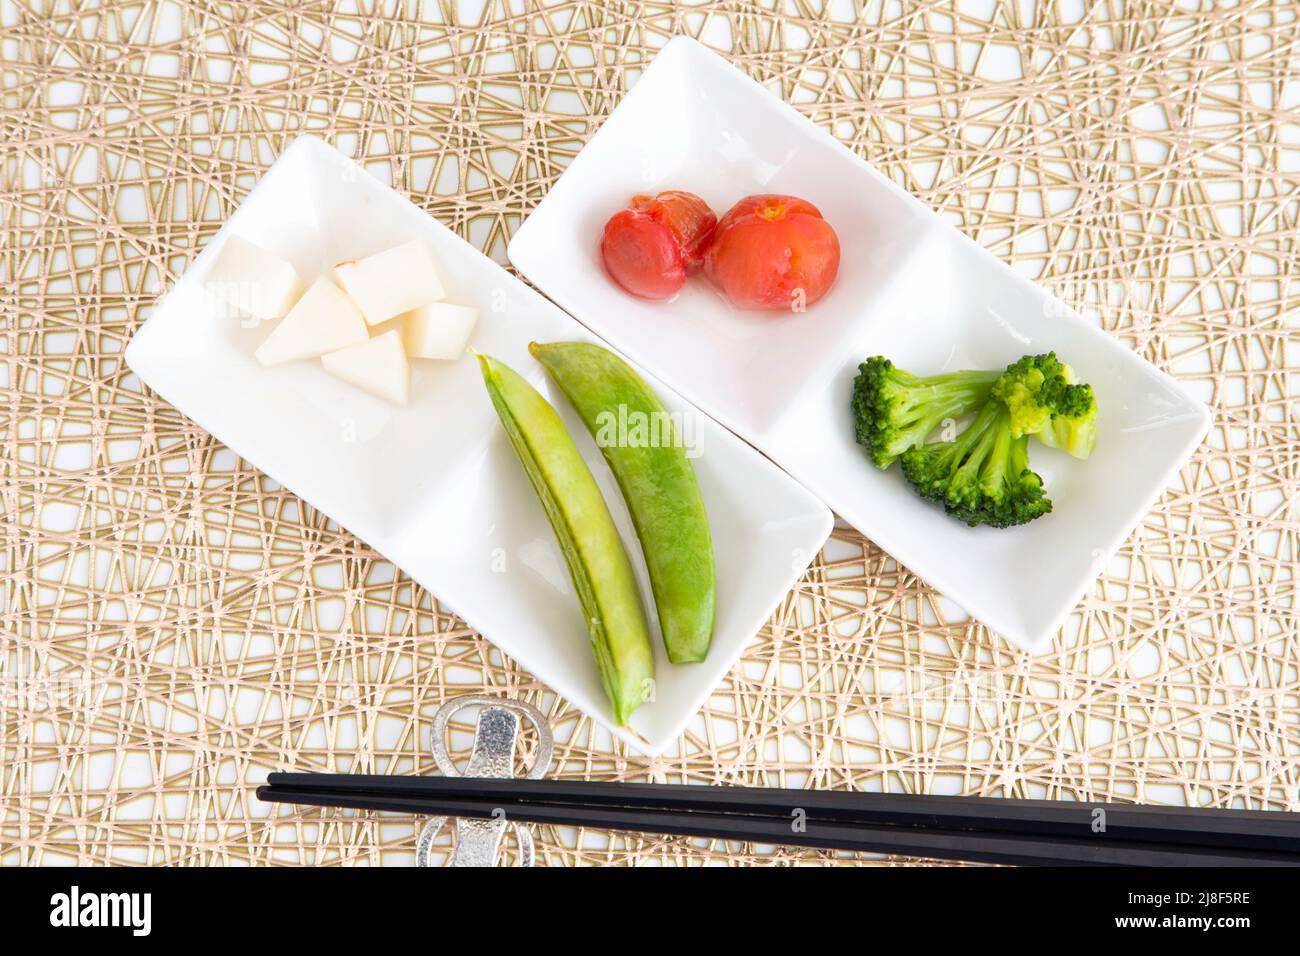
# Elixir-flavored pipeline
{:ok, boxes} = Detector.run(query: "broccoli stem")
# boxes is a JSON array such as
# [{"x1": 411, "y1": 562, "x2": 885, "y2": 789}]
[
  {"x1": 946, "y1": 402, "x2": 1005, "y2": 506},
  {"x1": 905, "y1": 400, "x2": 1001, "y2": 501},
  {"x1": 894, "y1": 373, "x2": 999, "y2": 437}
]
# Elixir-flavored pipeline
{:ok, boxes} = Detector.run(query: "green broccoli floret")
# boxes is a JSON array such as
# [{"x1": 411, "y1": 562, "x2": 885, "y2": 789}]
[
  {"x1": 900, "y1": 400, "x2": 1052, "y2": 528},
  {"x1": 1032, "y1": 381, "x2": 1097, "y2": 459},
  {"x1": 992, "y1": 352, "x2": 1072, "y2": 436},
  {"x1": 852, "y1": 357, "x2": 999, "y2": 469},
  {"x1": 992, "y1": 352, "x2": 1098, "y2": 459}
]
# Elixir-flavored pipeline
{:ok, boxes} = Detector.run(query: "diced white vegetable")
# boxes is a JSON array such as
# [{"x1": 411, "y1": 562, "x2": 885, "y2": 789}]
[
  {"x1": 399, "y1": 302, "x2": 478, "y2": 360},
  {"x1": 254, "y1": 277, "x2": 369, "y2": 367},
  {"x1": 206, "y1": 235, "x2": 303, "y2": 321},
  {"x1": 320, "y1": 330, "x2": 410, "y2": 405},
  {"x1": 333, "y1": 240, "x2": 444, "y2": 326}
]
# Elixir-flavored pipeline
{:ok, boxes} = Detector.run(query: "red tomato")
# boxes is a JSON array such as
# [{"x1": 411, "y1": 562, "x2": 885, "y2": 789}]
[
  {"x1": 703, "y1": 194, "x2": 840, "y2": 311},
  {"x1": 600, "y1": 191, "x2": 717, "y2": 300},
  {"x1": 601, "y1": 209, "x2": 685, "y2": 300}
]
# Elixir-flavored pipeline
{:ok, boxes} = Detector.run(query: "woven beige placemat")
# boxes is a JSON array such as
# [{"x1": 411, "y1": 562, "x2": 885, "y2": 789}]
[{"x1": 2, "y1": 1, "x2": 1296, "y2": 866}]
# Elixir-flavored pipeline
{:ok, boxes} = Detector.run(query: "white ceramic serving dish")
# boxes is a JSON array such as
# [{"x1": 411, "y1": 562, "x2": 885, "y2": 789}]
[
  {"x1": 124, "y1": 135, "x2": 832, "y2": 755},
  {"x1": 509, "y1": 36, "x2": 1212, "y2": 654}
]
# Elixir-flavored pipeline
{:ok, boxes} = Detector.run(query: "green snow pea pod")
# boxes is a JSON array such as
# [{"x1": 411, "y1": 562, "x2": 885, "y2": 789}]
[
  {"x1": 529, "y1": 341, "x2": 715, "y2": 663},
  {"x1": 478, "y1": 352, "x2": 655, "y2": 725}
]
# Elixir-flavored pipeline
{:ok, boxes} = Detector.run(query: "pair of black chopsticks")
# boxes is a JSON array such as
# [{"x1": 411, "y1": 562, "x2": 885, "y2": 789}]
[{"x1": 257, "y1": 773, "x2": 1300, "y2": 866}]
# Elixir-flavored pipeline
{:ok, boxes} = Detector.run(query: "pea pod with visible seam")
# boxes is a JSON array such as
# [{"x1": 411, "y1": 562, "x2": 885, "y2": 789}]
[
  {"x1": 477, "y1": 352, "x2": 655, "y2": 724},
  {"x1": 529, "y1": 341, "x2": 715, "y2": 663}
]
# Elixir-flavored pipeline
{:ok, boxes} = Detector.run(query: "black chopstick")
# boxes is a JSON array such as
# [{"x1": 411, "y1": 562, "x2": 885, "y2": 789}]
[
  {"x1": 256, "y1": 785, "x2": 1300, "y2": 868},
  {"x1": 263, "y1": 773, "x2": 1300, "y2": 854},
  {"x1": 256, "y1": 784, "x2": 1300, "y2": 866}
]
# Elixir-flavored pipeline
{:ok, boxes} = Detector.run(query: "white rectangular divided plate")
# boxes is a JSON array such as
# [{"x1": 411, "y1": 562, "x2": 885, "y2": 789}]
[
  {"x1": 508, "y1": 37, "x2": 1212, "y2": 653},
  {"x1": 124, "y1": 135, "x2": 833, "y2": 756}
]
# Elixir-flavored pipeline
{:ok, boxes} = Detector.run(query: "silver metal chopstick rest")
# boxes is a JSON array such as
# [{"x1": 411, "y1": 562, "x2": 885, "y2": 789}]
[{"x1": 416, "y1": 695, "x2": 554, "y2": 867}]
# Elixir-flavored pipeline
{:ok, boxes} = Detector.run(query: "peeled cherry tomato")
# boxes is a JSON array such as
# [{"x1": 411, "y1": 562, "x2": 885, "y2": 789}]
[
  {"x1": 704, "y1": 194, "x2": 840, "y2": 311},
  {"x1": 600, "y1": 191, "x2": 717, "y2": 300},
  {"x1": 601, "y1": 210, "x2": 685, "y2": 300}
]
